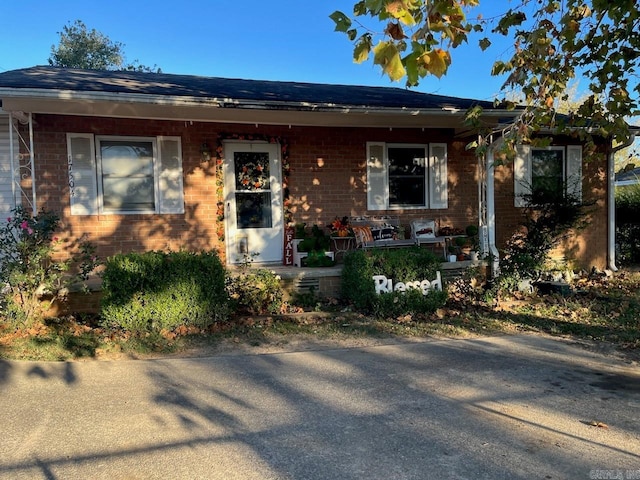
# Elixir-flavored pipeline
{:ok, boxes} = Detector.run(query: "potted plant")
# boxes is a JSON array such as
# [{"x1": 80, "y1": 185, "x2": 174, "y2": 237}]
[
  {"x1": 465, "y1": 224, "x2": 480, "y2": 261},
  {"x1": 301, "y1": 249, "x2": 336, "y2": 267},
  {"x1": 447, "y1": 245, "x2": 458, "y2": 262},
  {"x1": 295, "y1": 224, "x2": 334, "y2": 267},
  {"x1": 294, "y1": 222, "x2": 307, "y2": 239},
  {"x1": 328, "y1": 216, "x2": 352, "y2": 237}
]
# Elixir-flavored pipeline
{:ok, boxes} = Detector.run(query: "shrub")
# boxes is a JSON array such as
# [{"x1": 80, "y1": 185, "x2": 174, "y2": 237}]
[
  {"x1": 341, "y1": 247, "x2": 446, "y2": 317},
  {"x1": 616, "y1": 224, "x2": 640, "y2": 265},
  {"x1": 498, "y1": 187, "x2": 587, "y2": 287},
  {"x1": 372, "y1": 287, "x2": 447, "y2": 318},
  {"x1": 100, "y1": 250, "x2": 229, "y2": 333},
  {"x1": 226, "y1": 268, "x2": 284, "y2": 315},
  {"x1": 341, "y1": 249, "x2": 375, "y2": 310},
  {"x1": 615, "y1": 183, "x2": 640, "y2": 225},
  {"x1": 0, "y1": 207, "x2": 98, "y2": 326},
  {"x1": 615, "y1": 184, "x2": 640, "y2": 265}
]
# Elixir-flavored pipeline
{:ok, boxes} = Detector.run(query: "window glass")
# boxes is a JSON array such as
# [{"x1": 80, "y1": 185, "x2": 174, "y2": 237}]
[
  {"x1": 233, "y1": 152, "x2": 272, "y2": 228},
  {"x1": 531, "y1": 149, "x2": 563, "y2": 202},
  {"x1": 235, "y1": 192, "x2": 273, "y2": 229},
  {"x1": 100, "y1": 140, "x2": 155, "y2": 211},
  {"x1": 388, "y1": 146, "x2": 426, "y2": 207}
]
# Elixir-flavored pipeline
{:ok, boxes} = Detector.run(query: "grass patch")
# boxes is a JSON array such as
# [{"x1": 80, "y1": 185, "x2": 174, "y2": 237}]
[{"x1": 1, "y1": 270, "x2": 639, "y2": 361}]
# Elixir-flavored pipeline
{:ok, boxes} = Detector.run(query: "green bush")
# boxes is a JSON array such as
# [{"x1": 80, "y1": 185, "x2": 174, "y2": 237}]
[
  {"x1": 616, "y1": 224, "x2": 640, "y2": 265},
  {"x1": 372, "y1": 287, "x2": 447, "y2": 318},
  {"x1": 615, "y1": 184, "x2": 640, "y2": 265},
  {"x1": 341, "y1": 247, "x2": 446, "y2": 317},
  {"x1": 616, "y1": 184, "x2": 640, "y2": 225},
  {"x1": 100, "y1": 250, "x2": 229, "y2": 333}
]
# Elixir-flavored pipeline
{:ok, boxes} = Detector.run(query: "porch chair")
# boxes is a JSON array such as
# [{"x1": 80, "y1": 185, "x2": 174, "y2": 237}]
[{"x1": 410, "y1": 219, "x2": 447, "y2": 258}]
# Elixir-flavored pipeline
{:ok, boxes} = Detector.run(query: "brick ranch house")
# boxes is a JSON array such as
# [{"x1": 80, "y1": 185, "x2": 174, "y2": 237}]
[{"x1": 0, "y1": 66, "x2": 629, "y2": 286}]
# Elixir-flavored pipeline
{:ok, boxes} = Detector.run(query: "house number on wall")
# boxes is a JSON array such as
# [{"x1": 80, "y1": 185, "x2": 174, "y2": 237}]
[{"x1": 68, "y1": 156, "x2": 75, "y2": 197}]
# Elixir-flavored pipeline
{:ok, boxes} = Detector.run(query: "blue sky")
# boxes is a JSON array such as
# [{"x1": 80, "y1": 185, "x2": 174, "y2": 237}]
[{"x1": 0, "y1": 0, "x2": 516, "y2": 102}]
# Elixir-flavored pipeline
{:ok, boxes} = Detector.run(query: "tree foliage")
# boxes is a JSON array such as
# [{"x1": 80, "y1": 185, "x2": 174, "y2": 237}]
[
  {"x1": 48, "y1": 20, "x2": 160, "y2": 72},
  {"x1": 331, "y1": 1, "x2": 639, "y2": 146}
]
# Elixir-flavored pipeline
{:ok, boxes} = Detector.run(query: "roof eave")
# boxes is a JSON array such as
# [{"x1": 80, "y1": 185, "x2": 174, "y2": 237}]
[{"x1": 0, "y1": 88, "x2": 519, "y2": 130}]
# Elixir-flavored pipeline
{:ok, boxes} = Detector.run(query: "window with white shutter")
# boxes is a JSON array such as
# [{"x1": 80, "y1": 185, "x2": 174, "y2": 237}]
[
  {"x1": 366, "y1": 142, "x2": 448, "y2": 210},
  {"x1": 67, "y1": 134, "x2": 184, "y2": 215},
  {"x1": 513, "y1": 145, "x2": 583, "y2": 207}
]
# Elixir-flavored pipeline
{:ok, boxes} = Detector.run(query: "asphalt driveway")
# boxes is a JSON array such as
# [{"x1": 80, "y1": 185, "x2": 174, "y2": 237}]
[{"x1": 0, "y1": 335, "x2": 639, "y2": 479}]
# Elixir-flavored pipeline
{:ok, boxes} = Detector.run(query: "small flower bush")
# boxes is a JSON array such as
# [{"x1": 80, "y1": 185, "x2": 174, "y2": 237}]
[
  {"x1": 225, "y1": 254, "x2": 284, "y2": 315},
  {"x1": 226, "y1": 268, "x2": 284, "y2": 315},
  {"x1": 0, "y1": 207, "x2": 99, "y2": 326}
]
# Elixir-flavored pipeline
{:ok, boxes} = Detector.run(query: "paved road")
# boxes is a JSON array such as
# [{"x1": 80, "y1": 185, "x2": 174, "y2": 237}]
[{"x1": 0, "y1": 335, "x2": 639, "y2": 480}]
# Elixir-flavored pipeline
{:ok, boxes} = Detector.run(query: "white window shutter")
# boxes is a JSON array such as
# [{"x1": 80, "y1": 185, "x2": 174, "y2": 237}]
[
  {"x1": 566, "y1": 145, "x2": 582, "y2": 203},
  {"x1": 157, "y1": 136, "x2": 184, "y2": 214},
  {"x1": 366, "y1": 142, "x2": 388, "y2": 210},
  {"x1": 428, "y1": 143, "x2": 448, "y2": 209},
  {"x1": 514, "y1": 144, "x2": 532, "y2": 207},
  {"x1": 67, "y1": 133, "x2": 98, "y2": 215}
]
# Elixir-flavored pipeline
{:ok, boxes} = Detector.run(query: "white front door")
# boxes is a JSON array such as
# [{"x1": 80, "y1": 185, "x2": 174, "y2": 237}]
[{"x1": 224, "y1": 142, "x2": 283, "y2": 264}]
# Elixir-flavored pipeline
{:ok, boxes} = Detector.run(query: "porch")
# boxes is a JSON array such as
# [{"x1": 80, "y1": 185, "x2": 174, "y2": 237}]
[{"x1": 267, "y1": 259, "x2": 482, "y2": 299}]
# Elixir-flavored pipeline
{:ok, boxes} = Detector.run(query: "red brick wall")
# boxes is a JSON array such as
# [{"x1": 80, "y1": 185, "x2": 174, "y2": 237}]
[
  {"x1": 26, "y1": 115, "x2": 480, "y2": 263},
  {"x1": 286, "y1": 127, "x2": 479, "y2": 234},
  {"x1": 25, "y1": 114, "x2": 608, "y2": 269},
  {"x1": 29, "y1": 115, "x2": 225, "y2": 262},
  {"x1": 494, "y1": 142, "x2": 609, "y2": 270}
]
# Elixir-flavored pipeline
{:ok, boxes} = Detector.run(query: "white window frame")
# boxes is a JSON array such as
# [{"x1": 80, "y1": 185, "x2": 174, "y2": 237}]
[
  {"x1": 67, "y1": 133, "x2": 184, "y2": 215},
  {"x1": 514, "y1": 145, "x2": 582, "y2": 207},
  {"x1": 96, "y1": 135, "x2": 158, "y2": 214},
  {"x1": 366, "y1": 142, "x2": 448, "y2": 211}
]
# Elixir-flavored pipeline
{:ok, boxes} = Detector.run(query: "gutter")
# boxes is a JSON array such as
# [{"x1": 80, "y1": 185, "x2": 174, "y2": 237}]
[
  {"x1": 608, "y1": 132, "x2": 637, "y2": 271},
  {"x1": 0, "y1": 87, "x2": 518, "y2": 118}
]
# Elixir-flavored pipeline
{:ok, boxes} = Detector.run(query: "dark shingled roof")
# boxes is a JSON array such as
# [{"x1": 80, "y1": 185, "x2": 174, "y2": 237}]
[
  {"x1": 616, "y1": 167, "x2": 640, "y2": 183},
  {"x1": 0, "y1": 66, "x2": 498, "y2": 111}
]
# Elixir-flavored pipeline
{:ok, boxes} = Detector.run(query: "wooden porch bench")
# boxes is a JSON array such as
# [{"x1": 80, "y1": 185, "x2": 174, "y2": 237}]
[
  {"x1": 350, "y1": 216, "x2": 415, "y2": 249},
  {"x1": 349, "y1": 216, "x2": 450, "y2": 258}
]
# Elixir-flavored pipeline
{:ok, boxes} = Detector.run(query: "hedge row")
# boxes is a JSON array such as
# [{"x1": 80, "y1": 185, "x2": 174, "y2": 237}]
[
  {"x1": 100, "y1": 251, "x2": 229, "y2": 333},
  {"x1": 100, "y1": 247, "x2": 449, "y2": 333}
]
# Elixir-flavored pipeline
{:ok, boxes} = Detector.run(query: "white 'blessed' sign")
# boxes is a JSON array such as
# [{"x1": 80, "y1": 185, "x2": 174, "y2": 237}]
[{"x1": 373, "y1": 271, "x2": 442, "y2": 295}]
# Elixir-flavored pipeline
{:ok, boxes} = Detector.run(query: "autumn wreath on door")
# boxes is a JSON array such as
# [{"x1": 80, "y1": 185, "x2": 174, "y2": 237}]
[{"x1": 236, "y1": 157, "x2": 270, "y2": 190}]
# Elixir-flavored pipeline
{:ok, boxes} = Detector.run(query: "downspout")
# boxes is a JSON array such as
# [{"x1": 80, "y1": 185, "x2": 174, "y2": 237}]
[
  {"x1": 8, "y1": 112, "x2": 17, "y2": 210},
  {"x1": 28, "y1": 112, "x2": 36, "y2": 216},
  {"x1": 486, "y1": 134, "x2": 501, "y2": 277},
  {"x1": 608, "y1": 132, "x2": 637, "y2": 271}
]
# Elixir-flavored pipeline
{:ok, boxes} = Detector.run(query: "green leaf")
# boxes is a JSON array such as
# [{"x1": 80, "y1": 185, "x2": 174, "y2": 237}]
[
  {"x1": 491, "y1": 60, "x2": 506, "y2": 76},
  {"x1": 353, "y1": 35, "x2": 373, "y2": 64},
  {"x1": 364, "y1": 0, "x2": 385, "y2": 15},
  {"x1": 353, "y1": 1, "x2": 367, "y2": 16},
  {"x1": 404, "y1": 51, "x2": 421, "y2": 86},
  {"x1": 493, "y1": 10, "x2": 527, "y2": 35},
  {"x1": 373, "y1": 41, "x2": 406, "y2": 81},
  {"x1": 479, "y1": 37, "x2": 491, "y2": 51},
  {"x1": 330, "y1": 11, "x2": 352, "y2": 33}
]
